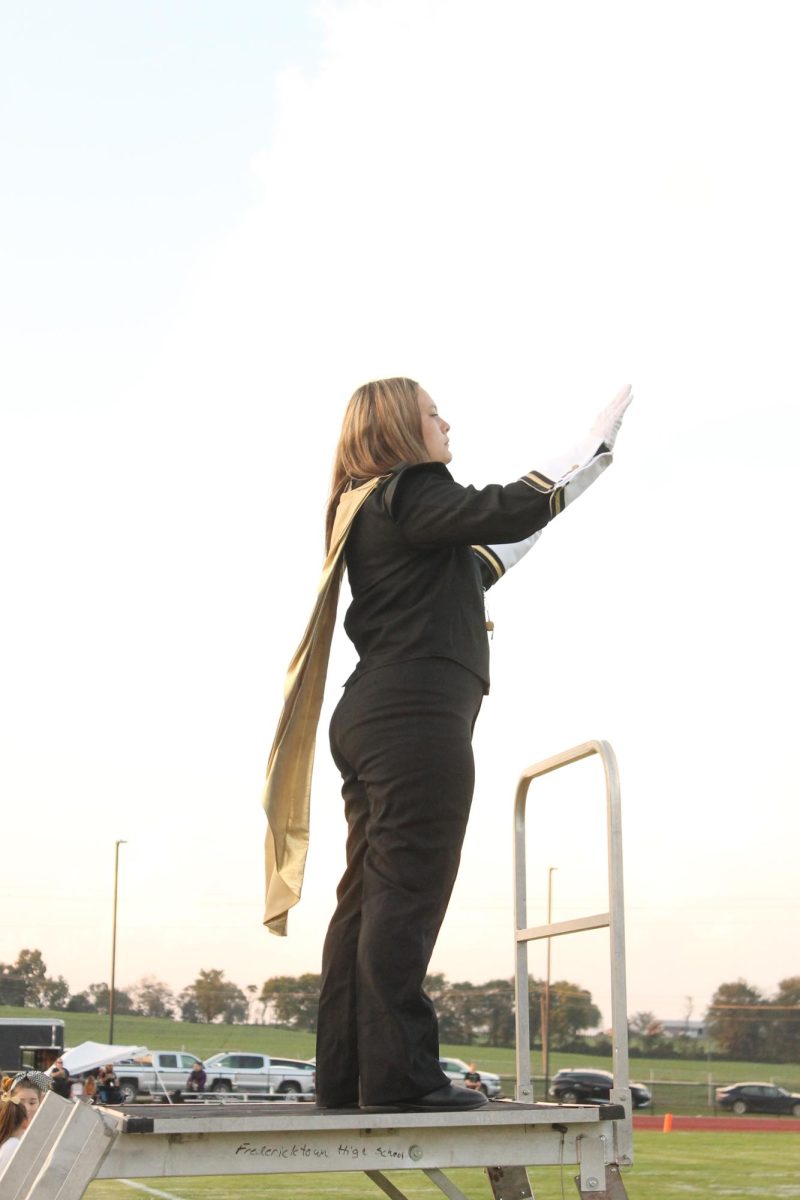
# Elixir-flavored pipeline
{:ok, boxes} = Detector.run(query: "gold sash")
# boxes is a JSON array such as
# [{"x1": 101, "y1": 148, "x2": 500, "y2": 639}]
[{"x1": 261, "y1": 477, "x2": 382, "y2": 935}]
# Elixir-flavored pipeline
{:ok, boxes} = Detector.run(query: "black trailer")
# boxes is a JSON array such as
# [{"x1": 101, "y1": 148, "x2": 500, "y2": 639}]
[{"x1": 0, "y1": 1016, "x2": 65, "y2": 1074}]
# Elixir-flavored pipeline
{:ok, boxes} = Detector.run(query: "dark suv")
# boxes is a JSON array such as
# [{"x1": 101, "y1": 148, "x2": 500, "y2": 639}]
[
  {"x1": 549, "y1": 1068, "x2": 651, "y2": 1108},
  {"x1": 715, "y1": 1082, "x2": 800, "y2": 1116}
]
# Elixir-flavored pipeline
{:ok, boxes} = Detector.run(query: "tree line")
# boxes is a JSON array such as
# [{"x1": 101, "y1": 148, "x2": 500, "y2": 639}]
[
  {"x1": 622, "y1": 977, "x2": 800, "y2": 1063},
  {"x1": 2, "y1": 950, "x2": 798, "y2": 1061},
  {"x1": 258, "y1": 971, "x2": 601, "y2": 1049},
  {"x1": 0, "y1": 951, "x2": 251, "y2": 1024},
  {"x1": 0, "y1": 949, "x2": 599, "y2": 1046},
  {"x1": 705, "y1": 977, "x2": 800, "y2": 1062}
]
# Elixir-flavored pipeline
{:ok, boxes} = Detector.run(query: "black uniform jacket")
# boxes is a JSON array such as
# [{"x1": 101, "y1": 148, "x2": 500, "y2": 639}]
[{"x1": 343, "y1": 461, "x2": 561, "y2": 693}]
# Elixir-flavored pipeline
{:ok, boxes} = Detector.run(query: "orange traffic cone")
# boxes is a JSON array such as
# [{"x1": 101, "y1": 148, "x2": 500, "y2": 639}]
[{"x1": 662, "y1": 1113, "x2": 673, "y2": 1133}]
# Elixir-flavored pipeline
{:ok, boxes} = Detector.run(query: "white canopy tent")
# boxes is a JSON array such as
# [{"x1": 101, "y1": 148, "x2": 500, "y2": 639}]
[{"x1": 54, "y1": 1041, "x2": 147, "y2": 1076}]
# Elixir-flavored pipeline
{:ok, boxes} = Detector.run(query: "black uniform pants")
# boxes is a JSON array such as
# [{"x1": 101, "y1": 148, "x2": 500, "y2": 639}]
[{"x1": 315, "y1": 658, "x2": 484, "y2": 1106}]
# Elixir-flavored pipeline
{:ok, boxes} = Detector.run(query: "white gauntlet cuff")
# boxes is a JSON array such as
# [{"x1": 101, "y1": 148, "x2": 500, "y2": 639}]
[
  {"x1": 559, "y1": 450, "x2": 612, "y2": 509},
  {"x1": 537, "y1": 434, "x2": 601, "y2": 485},
  {"x1": 484, "y1": 529, "x2": 544, "y2": 575}
]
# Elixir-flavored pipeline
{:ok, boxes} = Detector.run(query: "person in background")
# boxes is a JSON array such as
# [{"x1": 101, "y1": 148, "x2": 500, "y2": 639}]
[
  {"x1": 97, "y1": 1065, "x2": 121, "y2": 1105},
  {"x1": 50, "y1": 1058, "x2": 72, "y2": 1100},
  {"x1": 186, "y1": 1062, "x2": 207, "y2": 1093},
  {"x1": 0, "y1": 1096, "x2": 29, "y2": 1173},
  {"x1": 463, "y1": 1064, "x2": 482, "y2": 1092}
]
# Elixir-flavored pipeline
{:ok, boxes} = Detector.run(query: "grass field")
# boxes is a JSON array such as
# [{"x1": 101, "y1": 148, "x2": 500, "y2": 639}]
[
  {"x1": 82, "y1": 1132, "x2": 800, "y2": 1199},
  {"x1": 4, "y1": 1007, "x2": 797, "y2": 1194},
  {"x1": 3, "y1": 1004, "x2": 797, "y2": 1091},
  {"x1": 3, "y1": 1004, "x2": 798, "y2": 1118}
]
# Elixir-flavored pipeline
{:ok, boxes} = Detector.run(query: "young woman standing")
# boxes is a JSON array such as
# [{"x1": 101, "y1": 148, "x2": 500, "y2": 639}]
[{"x1": 264, "y1": 377, "x2": 631, "y2": 1112}]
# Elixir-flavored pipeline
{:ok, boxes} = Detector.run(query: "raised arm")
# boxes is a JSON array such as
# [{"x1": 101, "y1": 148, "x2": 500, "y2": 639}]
[{"x1": 472, "y1": 385, "x2": 633, "y2": 588}]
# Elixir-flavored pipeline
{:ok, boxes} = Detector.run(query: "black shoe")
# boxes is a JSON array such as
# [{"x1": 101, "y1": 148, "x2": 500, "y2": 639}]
[{"x1": 368, "y1": 1085, "x2": 488, "y2": 1113}]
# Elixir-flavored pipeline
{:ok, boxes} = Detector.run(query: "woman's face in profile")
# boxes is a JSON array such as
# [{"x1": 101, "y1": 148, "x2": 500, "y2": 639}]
[{"x1": 417, "y1": 388, "x2": 451, "y2": 464}]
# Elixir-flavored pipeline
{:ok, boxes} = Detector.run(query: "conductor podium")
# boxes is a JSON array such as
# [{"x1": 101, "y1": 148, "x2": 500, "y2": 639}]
[{"x1": 1, "y1": 741, "x2": 631, "y2": 1200}]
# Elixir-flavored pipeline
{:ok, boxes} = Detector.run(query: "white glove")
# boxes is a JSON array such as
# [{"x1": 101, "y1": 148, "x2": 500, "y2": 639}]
[
  {"x1": 478, "y1": 386, "x2": 633, "y2": 577},
  {"x1": 590, "y1": 384, "x2": 633, "y2": 452},
  {"x1": 538, "y1": 385, "x2": 632, "y2": 509}
]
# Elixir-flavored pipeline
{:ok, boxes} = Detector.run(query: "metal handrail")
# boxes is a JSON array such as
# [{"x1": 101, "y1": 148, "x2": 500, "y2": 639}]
[{"x1": 512, "y1": 740, "x2": 632, "y2": 1161}]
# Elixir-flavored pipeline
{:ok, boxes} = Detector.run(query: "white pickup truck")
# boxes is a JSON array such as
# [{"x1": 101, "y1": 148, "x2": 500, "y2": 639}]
[
  {"x1": 115, "y1": 1050, "x2": 315, "y2": 1103},
  {"x1": 203, "y1": 1052, "x2": 315, "y2": 1097}
]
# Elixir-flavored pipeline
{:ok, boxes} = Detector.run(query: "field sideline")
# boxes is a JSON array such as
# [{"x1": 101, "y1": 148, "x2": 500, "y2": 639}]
[
  {"x1": 2, "y1": 1004, "x2": 797, "y2": 1093},
  {"x1": 81, "y1": 1132, "x2": 800, "y2": 1200}
]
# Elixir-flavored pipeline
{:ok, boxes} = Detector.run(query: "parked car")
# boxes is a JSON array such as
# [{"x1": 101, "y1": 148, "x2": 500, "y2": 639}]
[
  {"x1": 115, "y1": 1050, "x2": 316, "y2": 1102},
  {"x1": 116, "y1": 1051, "x2": 207, "y2": 1103},
  {"x1": 548, "y1": 1068, "x2": 651, "y2": 1109},
  {"x1": 438, "y1": 1057, "x2": 502, "y2": 1098},
  {"x1": 715, "y1": 1082, "x2": 800, "y2": 1116},
  {"x1": 203, "y1": 1052, "x2": 316, "y2": 1096}
]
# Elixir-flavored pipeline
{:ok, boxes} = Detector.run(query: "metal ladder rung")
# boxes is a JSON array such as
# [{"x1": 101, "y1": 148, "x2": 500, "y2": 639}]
[
  {"x1": 512, "y1": 738, "x2": 632, "y2": 1188},
  {"x1": 516, "y1": 912, "x2": 610, "y2": 942}
]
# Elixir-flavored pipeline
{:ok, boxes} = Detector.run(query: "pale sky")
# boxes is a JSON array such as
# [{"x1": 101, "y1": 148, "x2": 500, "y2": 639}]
[{"x1": 2, "y1": 0, "x2": 798, "y2": 1034}]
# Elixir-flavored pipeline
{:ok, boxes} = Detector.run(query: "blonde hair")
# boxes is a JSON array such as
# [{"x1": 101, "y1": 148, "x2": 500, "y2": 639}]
[{"x1": 325, "y1": 377, "x2": 427, "y2": 549}]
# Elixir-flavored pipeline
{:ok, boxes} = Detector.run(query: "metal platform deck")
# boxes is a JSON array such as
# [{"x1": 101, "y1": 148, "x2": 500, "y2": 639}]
[
  {"x1": 1, "y1": 1094, "x2": 630, "y2": 1199},
  {"x1": 0, "y1": 740, "x2": 632, "y2": 1199}
]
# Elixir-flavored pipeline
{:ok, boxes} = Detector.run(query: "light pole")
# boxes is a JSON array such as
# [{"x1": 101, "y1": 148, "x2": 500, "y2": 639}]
[
  {"x1": 109, "y1": 839, "x2": 127, "y2": 1043},
  {"x1": 542, "y1": 866, "x2": 557, "y2": 1097}
]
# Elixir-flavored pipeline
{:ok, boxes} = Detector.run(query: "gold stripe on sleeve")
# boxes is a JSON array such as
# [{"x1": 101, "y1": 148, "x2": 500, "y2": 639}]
[
  {"x1": 521, "y1": 470, "x2": 555, "y2": 492},
  {"x1": 549, "y1": 486, "x2": 565, "y2": 516},
  {"x1": 472, "y1": 544, "x2": 506, "y2": 581}
]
